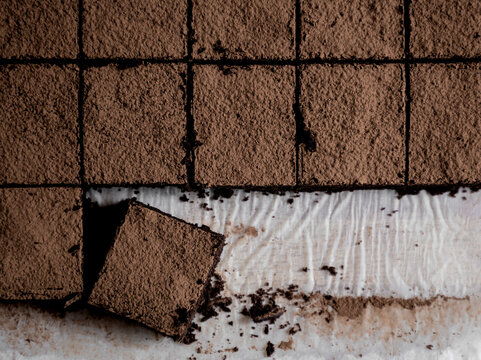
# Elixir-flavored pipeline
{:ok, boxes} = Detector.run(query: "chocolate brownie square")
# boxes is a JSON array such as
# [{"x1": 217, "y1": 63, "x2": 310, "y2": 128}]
[
  {"x1": 300, "y1": 0, "x2": 404, "y2": 59},
  {"x1": 192, "y1": 0, "x2": 295, "y2": 59},
  {"x1": 84, "y1": 64, "x2": 187, "y2": 185},
  {"x1": 299, "y1": 64, "x2": 405, "y2": 185},
  {"x1": 83, "y1": 0, "x2": 187, "y2": 58},
  {"x1": 0, "y1": 187, "x2": 83, "y2": 300},
  {"x1": 0, "y1": 0, "x2": 78, "y2": 58},
  {"x1": 0, "y1": 65, "x2": 80, "y2": 184},
  {"x1": 411, "y1": 0, "x2": 481, "y2": 58},
  {"x1": 88, "y1": 201, "x2": 225, "y2": 340},
  {"x1": 409, "y1": 64, "x2": 481, "y2": 184},
  {"x1": 193, "y1": 65, "x2": 296, "y2": 187}
]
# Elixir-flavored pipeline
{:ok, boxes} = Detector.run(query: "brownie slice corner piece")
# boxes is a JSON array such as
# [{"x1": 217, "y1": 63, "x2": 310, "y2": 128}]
[
  {"x1": 87, "y1": 201, "x2": 225, "y2": 341},
  {"x1": 0, "y1": 187, "x2": 83, "y2": 301}
]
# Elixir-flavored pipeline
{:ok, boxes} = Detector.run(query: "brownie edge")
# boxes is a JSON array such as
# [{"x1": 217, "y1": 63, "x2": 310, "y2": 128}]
[{"x1": 87, "y1": 201, "x2": 225, "y2": 341}]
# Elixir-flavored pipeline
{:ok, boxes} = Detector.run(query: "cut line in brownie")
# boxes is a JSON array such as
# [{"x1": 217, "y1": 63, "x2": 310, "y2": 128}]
[
  {"x1": 0, "y1": 187, "x2": 83, "y2": 301},
  {"x1": 0, "y1": 64, "x2": 80, "y2": 185},
  {"x1": 88, "y1": 201, "x2": 225, "y2": 341}
]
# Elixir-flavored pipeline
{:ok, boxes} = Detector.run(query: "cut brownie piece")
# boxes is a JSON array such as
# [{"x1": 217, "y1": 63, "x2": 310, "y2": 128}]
[
  {"x1": 83, "y1": 0, "x2": 187, "y2": 58},
  {"x1": 192, "y1": 0, "x2": 295, "y2": 59},
  {"x1": 299, "y1": 64, "x2": 405, "y2": 186},
  {"x1": 193, "y1": 65, "x2": 296, "y2": 187},
  {"x1": 409, "y1": 64, "x2": 481, "y2": 184},
  {"x1": 0, "y1": 65, "x2": 80, "y2": 184},
  {"x1": 0, "y1": 0, "x2": 78, "y2": 58},
  {"x1": 411, "y1": 0, "x2": 481, "y2": 58},
  {"x1": 0, "y1": 187, "x2": 83, "y2": 301},
  {"x1": 88, "y1": 201, "x2": 225, "y2": 341},
  {"x1": 84, "y1": 64, "x2": 187, "y2": 185},
  {"x1": 300, "y1": 0, "x2": 404, "y2": 59}
]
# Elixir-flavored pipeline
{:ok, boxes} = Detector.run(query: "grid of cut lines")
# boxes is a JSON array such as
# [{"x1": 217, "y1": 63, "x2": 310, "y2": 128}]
[{"x1": 2, "y1": 0, "x2": 481, "y2": 191}]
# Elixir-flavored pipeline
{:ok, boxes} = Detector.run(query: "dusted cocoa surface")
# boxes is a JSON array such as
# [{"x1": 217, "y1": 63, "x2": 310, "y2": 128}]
[
  {"x1": 299, "y1": 64, "x2": 405, "y2": 185},
  {"x1": 193, "y1": 65, "x2": 296, "y2": 187},
  {"x1": 411, "y1": 0, "x2": 481, "y2": 58},
  {"x1": 0, "y1": 187, "x2": 83, "y2": 300},
  {"x1": 83, "y1": 0, "x2": 186, "y2": 58},
  {"x1": 409, "y1": 64, "x2": 481, "y2": 184},
  {"x1": 84, "y1": 64, "x2": 187, "y2": 185},
  {"x1": 0, "y1": 0, "x2": 78, "y2": 58},
  {"x1": 300, "y1": 0, "x2": 404, "y2": 59},
  {"x1": 192, "y1": 0, "x2": 295, "y2": 60},
  {"x1": 0, "y1": 65, "x2": 80, "y2": 184},
  {"x1": 88, "y1": 201, "x2": 225, "y2": 340}
]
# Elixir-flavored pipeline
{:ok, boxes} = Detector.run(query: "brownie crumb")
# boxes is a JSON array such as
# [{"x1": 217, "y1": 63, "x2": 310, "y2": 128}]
[
  {"x1": 179, "y1": 195, "x2": 189, "y2": 202},
  {"x1": 288, "y1": 323, "x2": 302, "y2": 335},
  {"x1": 426, "y1": 345, "x2": 433, "y2": 350},
  {"x1": 300, "y1": 267, "x2": 309, "y2": 272},
  {"x1": 241, "y1": 290, "x2": 285, "y2": 323},
  {"x1": 264, "y1": 324, "x2": 269, "y2": 334},
  {"x1": 320, "y1": 265, "x2": 338, "y2": 276},
  {"x1": 211, "y1": 188, "x2": 234, "y2": 200},
  {"x1": 197, "y1": 274, "x2": 232, "y2": 322},
  {"x1": 266, "y1": 341, "x2": 275, "y2": 357}
]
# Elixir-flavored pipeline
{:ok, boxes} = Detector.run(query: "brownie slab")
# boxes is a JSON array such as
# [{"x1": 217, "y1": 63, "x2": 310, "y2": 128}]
[
  {"x1": 411, "y1": 0, "x2": 481, "y2": 58},
  {"x1": 301, "y1": 0, "x2": 404, "y2": 59},
  {"x1": 88, "y1": 201, "x2": 225, "y2": 340},
  {"x1": 409, "y1": 64, "x2": 481, "y2": 184},
  {"x1": 193, "y1": 0, "x2": 295, "y2": 59},
  {"x1": 0, "y1": 187, "x2": 83, "y2": 300},
  {"x1": 84, "y1": 64, "x2": 187, "y2": 185},
  {"x1": 0, "y1": 65, "x2": 80, "y2": 184},
  {"x1": 83, "y1": 0, "x2": 186, "y2": 58},
  {"x1": 193, "y1": 65, "x2": 296, "y2": 187},
  {"x1": 0, "y1": 0, "x2": 78, "y2": 58},
  {"x1": 299, "y1": 64, "x2": 405, "y2": 185}
]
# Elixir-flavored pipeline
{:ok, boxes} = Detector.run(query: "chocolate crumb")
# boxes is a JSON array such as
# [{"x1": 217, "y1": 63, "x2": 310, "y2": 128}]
[
  {"x1": 179, "y1": 195, "x2": 189, "y2": 202},
  {"x1": 211, "y1": 188, "x2": 234, "y2": 200},
  {"x1": 288, "y1": 323, "x2": 302, "y2": 335},
  {"x1": 426, "y1": 345, "x2": 433, "y2": 350},
  {"x1": 321, "y1": 265, "x2": 337, "y2": 276},
  {"x1": 266, "y1": 342, "x2": 275, "y2": 357},
  {"x1": 197, "y1": 274, "x2": 232, "y2": 322},
  {"x1": 264, "y1": 324, "x2": 269, "y2": 334},
  {"x1": 301, "y1": 267, "x2": 309, "y2": 272},
  {"x1": 241, "y1": 291, "x2": 285, "y2": 323}
]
